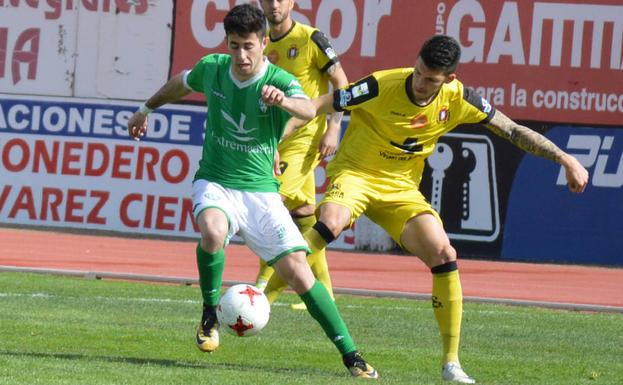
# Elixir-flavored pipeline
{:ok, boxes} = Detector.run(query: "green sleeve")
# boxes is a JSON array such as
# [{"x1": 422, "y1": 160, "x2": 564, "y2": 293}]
[
  {"x1": 186, "y1": 54, "x2": 221, "y2": 93},
  {"x1": 273, "y1": 68, "x2": 308, "y2": 99}
]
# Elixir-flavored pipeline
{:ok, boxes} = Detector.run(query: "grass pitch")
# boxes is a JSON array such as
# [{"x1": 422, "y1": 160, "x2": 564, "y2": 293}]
[{"x1": 0, "y1": 272, "x2": 621, "y2": 385}]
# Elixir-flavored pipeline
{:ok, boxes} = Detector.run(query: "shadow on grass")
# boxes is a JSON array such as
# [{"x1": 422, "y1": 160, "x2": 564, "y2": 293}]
[{"x1": 0, "y1": 349, "x2": 338, "y2": 377}]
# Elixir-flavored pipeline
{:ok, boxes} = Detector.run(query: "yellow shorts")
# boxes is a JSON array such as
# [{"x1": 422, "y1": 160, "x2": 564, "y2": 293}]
[
  {"x1": 277, "y1": 138, "x2": 322, "y2": 211},
  {"x1": 320, "y1": 169, "x2": 442, "y2": 245}
]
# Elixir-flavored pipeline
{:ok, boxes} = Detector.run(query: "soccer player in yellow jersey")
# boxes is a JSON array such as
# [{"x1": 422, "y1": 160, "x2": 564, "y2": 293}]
[
  {"x1": 256, "y1": 0, "x2": 349, "y2": 310},
  {"x1": 303, "y1": 35, "x2": 589, "y2": 383}
]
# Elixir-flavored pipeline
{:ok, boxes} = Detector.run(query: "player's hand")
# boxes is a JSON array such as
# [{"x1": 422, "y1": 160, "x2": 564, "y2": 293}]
[
  {"x1": 128, "y1": 112, "x2": 147, "y2": 141},
  {"x1": 561, "y1": 153, "x2": 589, "y2": 193},
  {"x1": 319, "y1": 126, "x2": 338, "y2": 158},
  {"x1": 261, "y1": 85, "x2": 285, "y2": 106}
]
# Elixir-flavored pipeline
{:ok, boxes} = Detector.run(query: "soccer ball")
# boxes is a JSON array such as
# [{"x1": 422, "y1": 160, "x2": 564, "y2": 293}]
[{"x1": 216, "y1": 284, "x2": 270, "y2": 337}]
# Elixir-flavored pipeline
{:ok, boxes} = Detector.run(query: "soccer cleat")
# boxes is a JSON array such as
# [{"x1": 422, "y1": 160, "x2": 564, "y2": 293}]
[
  {"x1": 442, "y1": 362, "x2": 476, "y2": 384},
  {"x1": 343, "y1": 351, "x2": 379, "y2": 379},
  {"x1": 196, "y1": 305, "x2": 219, "y2": 353},
  {"x1": 290, "y1": 302, "x2": 307, "y2": 310}
]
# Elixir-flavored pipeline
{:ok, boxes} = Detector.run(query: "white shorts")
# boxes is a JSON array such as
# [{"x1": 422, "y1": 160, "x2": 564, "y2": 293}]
[{"x1": 192, "y1": 179, "x2": 310, "y2": 265}]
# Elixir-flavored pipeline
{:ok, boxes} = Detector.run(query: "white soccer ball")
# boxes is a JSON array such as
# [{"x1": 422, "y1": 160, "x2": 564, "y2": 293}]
[{"x1": 216, "y1": 284, "x2": 270, "y2": 337}]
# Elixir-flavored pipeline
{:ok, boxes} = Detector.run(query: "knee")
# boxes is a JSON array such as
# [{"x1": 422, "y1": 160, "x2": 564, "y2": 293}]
[
  {"x1": 200, "y1": 226, "x2": 227, "y2": 253},
  {"x1": 274, "y1": 252, "x2": 315, "y2": 294},
  {"x1": 320, "y1": 218, "x2": 342, "y2": 237},
  {"x1": 417, "y1": 242, "x2": 457, "y2": 268},
  {"x1": 429, "y1": 243, "x2": 457, "y2": 267},
  {"x1": 290, "y1": 203, "x2": 316, "y2": 217}
]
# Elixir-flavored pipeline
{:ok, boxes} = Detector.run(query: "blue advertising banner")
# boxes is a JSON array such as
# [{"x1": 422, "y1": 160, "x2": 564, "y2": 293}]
[{"x1": 501, "y1": 126, "x2": 623, "y2": 265}]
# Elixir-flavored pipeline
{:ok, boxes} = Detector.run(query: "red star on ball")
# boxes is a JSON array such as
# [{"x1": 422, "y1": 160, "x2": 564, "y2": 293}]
[
  {"x1": 239, "y1": 285, "x2": 262, "y2": 306},
  {"x1": 229, "y1": 316, "x2": 254, "y2": 336}
]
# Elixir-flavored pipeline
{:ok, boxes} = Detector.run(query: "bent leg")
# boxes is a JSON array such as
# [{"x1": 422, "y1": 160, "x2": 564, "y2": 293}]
[
  {"x1": 272, "y1": 251, "x2": 356, "y2": 355},
  {"x1": 304, "y1": 202, "x2": 352, "y2": 252},
  {"x1": 255, "y1": 259, "x2": 273, "y2": 290},
  {"x1": 401, "y1": 213, "x2": 463, "y2": 365},
  {"x1": 196, "y1": 208, "x2": 229, "y2": 306}
]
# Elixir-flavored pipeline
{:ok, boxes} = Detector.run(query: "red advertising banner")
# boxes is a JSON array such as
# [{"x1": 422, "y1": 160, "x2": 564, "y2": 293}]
[{"x1": 171, "y1": 0, "x2": 623, "y2": 126}]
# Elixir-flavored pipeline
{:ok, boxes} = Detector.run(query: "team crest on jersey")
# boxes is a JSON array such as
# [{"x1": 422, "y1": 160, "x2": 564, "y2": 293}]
[
  {"x1": 259, "y1": 98, "x2": 268, "y2": 113},
  {"x1": 438, "y1": 107, "x2": 449, "y2": 123},
  {"x1": 287, "y1": 45, "x2": 299, "y2": 59}
]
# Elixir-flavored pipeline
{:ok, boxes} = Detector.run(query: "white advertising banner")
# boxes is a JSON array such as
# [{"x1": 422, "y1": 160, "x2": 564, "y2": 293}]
[
  {"x1": 0, "y1": 1, "x2": 172, "y2": 99},
  {"x1": 0, "y1": 94, "x2": 357, "y2": 249}
]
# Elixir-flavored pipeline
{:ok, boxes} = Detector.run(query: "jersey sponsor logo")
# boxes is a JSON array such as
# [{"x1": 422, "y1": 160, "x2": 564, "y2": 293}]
[
  {"x1": 410, "y1": 114, "x2": 429, "y2": 129},
  {"x1": 221, "y1": 110, "x2": 258, "y2": 142}
]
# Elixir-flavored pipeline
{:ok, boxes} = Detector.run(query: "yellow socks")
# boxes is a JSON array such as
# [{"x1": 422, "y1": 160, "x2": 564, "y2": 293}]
[
  {"x1": 255, "y1": 259, "x2": 274, "y2": 290},
  {"x1": 431, "y1": 263, "x2": 463, "y2": 364},
  {"x1": 263, "y1": 216, "x2": 335, "y2": 304}
]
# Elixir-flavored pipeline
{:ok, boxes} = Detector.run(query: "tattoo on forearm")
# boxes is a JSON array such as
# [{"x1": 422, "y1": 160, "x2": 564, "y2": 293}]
[
  {"x1": 489, "y1": 113, "x2": 563, "y2": 162},
  {"x1": 329, "y1": 110, "x2": 343, "y2": 125}
]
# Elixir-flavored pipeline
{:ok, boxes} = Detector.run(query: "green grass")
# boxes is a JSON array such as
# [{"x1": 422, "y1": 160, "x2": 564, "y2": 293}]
[{"x1": 0, "y1": 272, "x2": 621, "y2": 385}]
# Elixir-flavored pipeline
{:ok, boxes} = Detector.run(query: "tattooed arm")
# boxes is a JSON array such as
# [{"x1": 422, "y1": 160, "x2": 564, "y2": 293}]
[{"x1": 486, "y1": 110, "x2": 589, "y2": 193}]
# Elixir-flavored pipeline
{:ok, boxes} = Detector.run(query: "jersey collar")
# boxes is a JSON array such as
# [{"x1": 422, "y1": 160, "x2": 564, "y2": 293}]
[
  {"x1": 269, "y1": 21, "x2": 296, "y2": 42},
  {"x1": 229, "y1": 57, "x2": 269, "y2": 89},
  {"x1": 405, "y1": 73, "x2": 440, "y2": 107}
]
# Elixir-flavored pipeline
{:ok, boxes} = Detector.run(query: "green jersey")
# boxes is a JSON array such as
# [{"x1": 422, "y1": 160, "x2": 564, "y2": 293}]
[{"x1": 185, "y1": 54, "x2": 307, "y2": 192}]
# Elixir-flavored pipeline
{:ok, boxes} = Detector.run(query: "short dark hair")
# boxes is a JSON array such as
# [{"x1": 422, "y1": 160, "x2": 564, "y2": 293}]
[
  {"x1": 224, "y1": 3, "x2": 267, "y2": 38},
  {"x1": 419, "y1": 35, "x2": 461, "y2": 74}
]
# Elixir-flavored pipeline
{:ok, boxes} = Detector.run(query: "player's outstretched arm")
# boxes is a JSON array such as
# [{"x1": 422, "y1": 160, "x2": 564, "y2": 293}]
[
  {"x1": 486, "y1": 109, "x2": 589, "y2": 193},
  {"x1": 261, "y1": 85, "x2": 315, "y2": 120},
  {"x1": 281, "y1": 117, "x2": 308, "y2": 140},
  {"x1": 128, "y1": 72, "x2": 191, "y2": 141},
  {"x1": 319, "y1": 63, "x2": 348, "y2": 158}
]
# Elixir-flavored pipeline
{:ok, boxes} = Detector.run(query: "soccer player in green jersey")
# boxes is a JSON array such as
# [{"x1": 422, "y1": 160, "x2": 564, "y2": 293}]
[
  {"x1": 127, "y1": 4, "x2": 377, "y2": 379},
  {"x1": 255, "y1": 0, "x2": 349, "y2": 310},
  {"x1": 298, "y1": 35, "x2": 589, "y2": 383}
]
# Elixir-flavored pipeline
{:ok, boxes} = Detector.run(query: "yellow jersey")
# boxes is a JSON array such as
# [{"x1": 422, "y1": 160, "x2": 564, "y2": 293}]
[
  {"x1": 329, "y1": 68, "x2": 495, "y2": 187},
  {"x1": 265, "y1": 22, "x2": 339, "y2": 145}
]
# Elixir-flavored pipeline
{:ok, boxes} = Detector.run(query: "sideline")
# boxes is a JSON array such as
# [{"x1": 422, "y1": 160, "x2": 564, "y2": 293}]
[{"x1": 3, "y1": 265, "x2": 622, "y2": 314}]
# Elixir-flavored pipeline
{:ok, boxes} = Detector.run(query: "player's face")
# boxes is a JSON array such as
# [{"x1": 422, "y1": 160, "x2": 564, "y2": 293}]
[
  {"x1": 227, "y1": 32, "x2": 268, "y2": 81},
  {"x1": 261, "y1": 0, "x2": 294, "y2": 26},
  {"x1": 411, "y1": 57, "x2": 456, "y2": 103}
]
